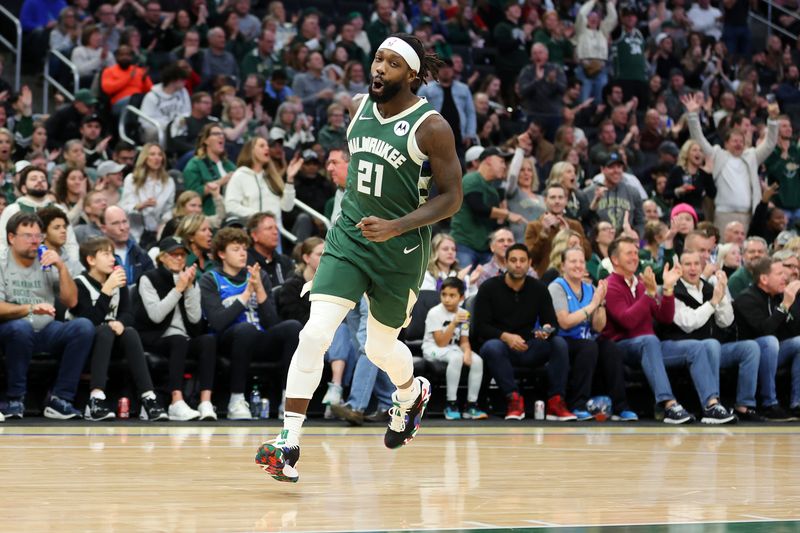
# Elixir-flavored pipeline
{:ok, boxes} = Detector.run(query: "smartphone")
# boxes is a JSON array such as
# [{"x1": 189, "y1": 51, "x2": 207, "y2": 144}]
[
  {"x1": 535, "y1": 325, "x2": 556, "y2": 337},
  {"x1": 767, "y1": 93, "x2": 776, "y2": 104}
]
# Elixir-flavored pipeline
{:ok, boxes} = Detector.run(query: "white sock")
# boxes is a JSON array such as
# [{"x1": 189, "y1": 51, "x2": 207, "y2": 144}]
[
  {"x1": 140, "y1": 390, "x2": 156, "y2": 401},
  {"x1": 282, "y1": 411, "x2": 306, "y2": 447},
  {"x1": 395, "y1": 378, "x2": 420, "y2": 405},
  {"x1": 229, "y1": 393, "x2": 245, "y2": 405},
  {"x1": 90, "y1": 390, "x2": 106, "y2": 400}
]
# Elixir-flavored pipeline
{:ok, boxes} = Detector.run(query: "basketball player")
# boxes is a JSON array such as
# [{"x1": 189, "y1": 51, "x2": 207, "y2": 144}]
[{"x1": 255, "y1": 34, "x2": 463, "y2": 483}]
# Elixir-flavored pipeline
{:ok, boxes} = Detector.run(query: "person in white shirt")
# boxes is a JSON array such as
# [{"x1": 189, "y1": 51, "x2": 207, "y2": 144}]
[
  {"x1": 422, "y1": 277, "x2": 486, "y2": 420},
  {"x1": 119, "y1": 143, "x2": 175, "y2": 249},
  {"x1": 687, "y1": 0, "x2": 722, "y2": 41},
  {"x1": 139, "y1": 64, "x2": 191, "y2": 144},
  {"x1": 683, "y1": 92, "x2": 779, "y2": 234},
  {"x1": 575, "y1": 0, "x2": 618, "y2": 102}
]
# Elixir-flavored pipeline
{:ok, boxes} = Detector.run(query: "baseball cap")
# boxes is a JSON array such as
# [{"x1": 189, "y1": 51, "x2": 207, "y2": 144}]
[
  {"x1": 658, "y1": 141, "x2": 680, "y2": 157},
  {"x1": 346, "y1": 11, "x2": 363, "y2": 21},
  {"x1": 669, "y1": 67, "x2": 684, "y2": 79},
  {"x1": 74, "y1": 89, "x2": 98, "y2": 106},
  {"x1": 620, "y1": 4, "x2": 637, "y2": 16},
  {"x1": 465, "y1": 146, "x2": 485, "y2": 164},
  {"x1": 302, "y1": 149, "x2": 320, "y2": 162},
  {"x1": 158, "y1": 236, "x2": 190, "y2": 254},
  {"x1": 268, "y1": 127, "x2": 285, "y2": 142},
  {"x1": 14, "y1": 160, "x2": 30, "y2": 174},
  {"x1": 81, "y1": 113, "x2": 102, "y2": 126},
  {"x1": 96, "y1": 160, "x2": 126, "y2": 177},
  {"x1": 603, "y1": 152, "x2": 626, "y2": 167},
  {"x1": 479, "y1": 146, "x2": 514, "y2": 162},
  {"x1": 655, "y1": 33, "x2": 669, "y2": 46}
]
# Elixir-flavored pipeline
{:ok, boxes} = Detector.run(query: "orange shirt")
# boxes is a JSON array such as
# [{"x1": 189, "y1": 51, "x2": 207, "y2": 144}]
[{"x1": 100, "y1": 64, "x2": 153, "y2": 104}]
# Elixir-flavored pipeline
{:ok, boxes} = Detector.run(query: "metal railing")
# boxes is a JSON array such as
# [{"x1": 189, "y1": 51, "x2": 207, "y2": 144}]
[
  {"x1": 277, "y1": 199, "x2": 332, "y2": 244},
  {"x1": 0, "y1": 5, "x2": 21, "y2": 92},
  {"x1": 753, "y1": 0, "x2": 799, "y2": 40},
  {"x1": 43, "y1": 49, "x2": 79, "y2": 114},
  {"x1": 118, "y1": 104, "x2": 165, "y2": 148}
]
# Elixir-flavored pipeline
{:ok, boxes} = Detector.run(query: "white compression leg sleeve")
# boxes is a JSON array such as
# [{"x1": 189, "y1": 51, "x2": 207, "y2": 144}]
[
  {"x1": 364, "y1": 312, "x2": 414, "y2": 387},
  {"x1": 285, "y1": 300, "x2": 352, "y2": 399}
]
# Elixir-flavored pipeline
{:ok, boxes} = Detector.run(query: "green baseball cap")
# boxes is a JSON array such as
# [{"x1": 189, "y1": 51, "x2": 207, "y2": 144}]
[{"x1": 74, "y1": 89, "x2": 98, "y2": 106}]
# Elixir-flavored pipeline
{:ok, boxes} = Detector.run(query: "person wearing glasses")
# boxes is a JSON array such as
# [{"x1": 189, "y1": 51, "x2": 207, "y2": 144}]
[{"x1": 0, "y1": 212, "x2": 95, "y2": 420}]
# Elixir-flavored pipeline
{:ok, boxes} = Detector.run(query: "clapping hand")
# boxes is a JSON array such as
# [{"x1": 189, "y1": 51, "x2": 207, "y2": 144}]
[
  {"x1": 642, "y1": 266, "x2": 658, "y2": 296},
  {"x1": 662, "y1": 261, "x2": 683, "y2": 291}
]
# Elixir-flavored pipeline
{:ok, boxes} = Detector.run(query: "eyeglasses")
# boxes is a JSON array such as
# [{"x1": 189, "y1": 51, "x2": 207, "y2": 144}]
[
  {"x1": 208, "y1": 131, "x2": 224, "y2": 137},
  {"x1": 15, "y1": 233, "x2": 44, "y2": 242}
]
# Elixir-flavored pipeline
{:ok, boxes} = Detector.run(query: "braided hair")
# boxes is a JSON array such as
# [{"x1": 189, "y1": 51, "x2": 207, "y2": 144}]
[{"x1": 393, "y1": 33, "x2": 444, "y2": 89}]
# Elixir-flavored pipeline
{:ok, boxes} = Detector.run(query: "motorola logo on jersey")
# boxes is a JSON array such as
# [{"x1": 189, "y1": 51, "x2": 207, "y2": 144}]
[{"x1": 394, "y1": 121, "x2": 410, "y2": 137}]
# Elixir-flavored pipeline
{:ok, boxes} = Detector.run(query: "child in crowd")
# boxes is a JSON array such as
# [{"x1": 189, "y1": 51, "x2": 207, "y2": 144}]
[
  {"x1": 421, "y1": 277, "x2": 487, "y2": 420},
  {"x1": 70, "y1": 237, "x2": 168, "y2": 421}
]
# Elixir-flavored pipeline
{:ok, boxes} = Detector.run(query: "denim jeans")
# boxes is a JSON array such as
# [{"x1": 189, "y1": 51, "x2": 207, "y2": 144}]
[
  {"x1": 456, "y1": 244, "x2": 492, "y2": 271},
  {"x1": 701, "y1": 339, "x2": 760, "y2": 408},
  {"x1": 344, "y1": 297, "x2": 393, "y2": 412},
  {"x1": 576, "y1": 64, "x2": 608, "y2": 103},
  {"x1": 479, "y1": 336, "x2": 569, "y2": 398},
  {"x1": 617, "y1": 335, "x2": 718, "y2": 405},
  {"x1": 0, "y1": 318, "x2": 94, "y2": 401},
  {"x1": 755, "y1": 335, "x2": 800, "y2": 407},
  {"x1": 722, "y1": 24, "x2": 751, "y2": 60},
  {"x1": 325, "y1": 322, "x2": 357, "y2": 387}
]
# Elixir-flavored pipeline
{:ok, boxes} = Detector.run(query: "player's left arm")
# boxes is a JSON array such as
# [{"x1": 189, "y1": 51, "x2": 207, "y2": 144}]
[{"x1": 357, "y1": 114, "x2": 463, "y2": 242}]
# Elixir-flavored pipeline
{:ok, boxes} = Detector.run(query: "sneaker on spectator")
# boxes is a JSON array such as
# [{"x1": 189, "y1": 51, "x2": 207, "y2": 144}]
[
  {"x1": 197, "y1": 401, "x2": 217, "y2": 421},
  {"x1": 572, "y1": 408, "x2": 593, "y2": 421},
  {"x1": 761, "y1": 404, "x2": 793, "y2": 421},
  {"x1": 85, "y1": 397, "x2": 115, "y2": 421},
  {"x1": 141, "y1": 396, "x2": 169, "y2": 421},
  {"x1": 228, "y1": 398, "x2": 253, "y2": 420},
  {"x1": 4, "y1": 399, "x2": 24, "y2": 419},
  {"x1": 611, "y1": 410, "x2": 639, "y2": 421},
  {"x1": 444, "y1": 402, "x2": 461, "y2": 420},
  {"x1": 462, "y1": 403, "x2": 488, "y2": 420},
  {"x1": 736, "y1": 407, "x2": 764, "y2": 422},
  {"x1": 663, "y1": 403, "x2": 695, "y2": 424},
  {"x1": 168, "y1": 400, "x2": 200, "y2": 421},
  {"x1": 330, "y1": 402, "x2": 364, "y2": 425},
  {"x1": 701, "y1": 403, "x2": 737, "y2": 424},
  {"x1": 324, "y1": 405, "x2": 334, "y2": 419},
  {"x1": 322, "y1": 383, "x2": 343, "y2": 406},
  {"x1": 504, "y1": 392, "x2": 525, "y2": 420},
  {"x1": 546, "y1": 395, "x2": 577, "y2": 421},
  {"x1": 44, "y1": 396, "x2": 82, "y2": 420},
  {"x1": 364, "y1": 408, "x2": 390, "y2": 423}
]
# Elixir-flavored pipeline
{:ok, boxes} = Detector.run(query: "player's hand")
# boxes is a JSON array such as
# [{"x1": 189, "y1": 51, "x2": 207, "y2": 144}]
[{"x1": 356, "y1": 216, "x2": 401, "y2": 242}]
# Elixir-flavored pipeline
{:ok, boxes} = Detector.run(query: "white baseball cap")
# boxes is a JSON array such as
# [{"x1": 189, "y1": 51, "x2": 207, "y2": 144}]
[{"x1": 465, "y1": 146, "x2": 485, "y2": 164}]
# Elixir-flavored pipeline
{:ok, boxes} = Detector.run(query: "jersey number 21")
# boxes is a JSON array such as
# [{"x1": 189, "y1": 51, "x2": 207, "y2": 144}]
[{"x1": 357, "y1": 161, "x2": 384, "y2": 198}]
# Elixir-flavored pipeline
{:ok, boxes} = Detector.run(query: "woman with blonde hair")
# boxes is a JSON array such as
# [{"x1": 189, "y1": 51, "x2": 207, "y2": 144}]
[
  {"x1": 666, "y1": 139, "x2": 714, "y2": 218},
  {"x1": 506, "y1": 131, "x2": 545, "y2": 242},
  {"x1": 541, "y1": 229, "x2": 584, "y2": 284},
  {"x1": 119, "y1": 143, "x2": 175, "y2": 248},
  {"x1": 176, "y1": 213, "x2": 215, "y2": 273},
  {"x1": 420, "y1": 233, "x2": 480, "y2": 297},
  {"x1": 225, "y1": 136, "x2": 300, "y2": 230},
  {"x1": 183, "y1": 123, "x2": 236, "y2": 218},
  {"x1": 548, "y1": 160, "x2": 591, "y2": 223},
  {"x1": 716, "y1": 242, "x2": 742, "y2": 278}
]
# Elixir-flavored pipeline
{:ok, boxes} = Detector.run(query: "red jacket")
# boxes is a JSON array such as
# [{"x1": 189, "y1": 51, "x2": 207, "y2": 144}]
[
  {"x1": 602, "y1": 272, "x2": 675, "y2": 341},
  {"x1": 100, "y1": 64, "x2": 153, "y2": 104}
]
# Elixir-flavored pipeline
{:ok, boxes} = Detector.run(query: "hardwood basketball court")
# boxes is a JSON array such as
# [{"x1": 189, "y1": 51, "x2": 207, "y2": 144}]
[{"x1": 2, "y1": 422, "x2": 800, "y2": 532}]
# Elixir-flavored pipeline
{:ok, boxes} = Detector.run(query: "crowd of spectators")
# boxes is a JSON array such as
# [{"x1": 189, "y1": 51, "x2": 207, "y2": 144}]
[{"x1": 0, "y1": 0, "x2": 800, "y2": 422}]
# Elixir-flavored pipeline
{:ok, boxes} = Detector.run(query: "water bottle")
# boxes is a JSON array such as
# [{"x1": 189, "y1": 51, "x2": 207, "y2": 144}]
[
  {"x1": 250, "y1": 381, "x2": 261, "y2": 419},
  {"x1": 260, "y1": 398, "x2": 270, "y2": 419}
]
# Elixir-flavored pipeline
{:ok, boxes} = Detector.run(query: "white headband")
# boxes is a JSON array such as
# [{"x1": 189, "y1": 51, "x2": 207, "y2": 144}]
[{"x1": 378, "y1": 37, "x2": 421, "y2": 74}]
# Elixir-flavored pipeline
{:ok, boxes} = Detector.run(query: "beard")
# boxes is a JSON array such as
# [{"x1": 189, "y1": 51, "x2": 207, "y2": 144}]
[
  {"x1": 27, "y1": 189, "x2": 48, "y2": 199},
  {"x1": 369, "y1": 78, "x2": 403, "y2": 103}
]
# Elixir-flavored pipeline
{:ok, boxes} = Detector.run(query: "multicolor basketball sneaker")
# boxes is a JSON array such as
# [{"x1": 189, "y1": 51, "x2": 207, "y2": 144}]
[
  {"x1": 384, "y1": 376, "x2": 431, "y2": 449},
  {"x1": 255, "y1": 430, "x2": 300, "y2": 483}
]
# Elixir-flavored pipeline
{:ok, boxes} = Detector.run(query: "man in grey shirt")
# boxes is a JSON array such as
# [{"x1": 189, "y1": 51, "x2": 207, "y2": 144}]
[
  {"x1": 291, "y1": 50, "x2": 336, "y2": 113},
  {"x1": 0, "y1": 212, "x2": 95, "y2": 420},
  {"x1": 200, "y1": 28, "x2": 240, "y2": 85}
]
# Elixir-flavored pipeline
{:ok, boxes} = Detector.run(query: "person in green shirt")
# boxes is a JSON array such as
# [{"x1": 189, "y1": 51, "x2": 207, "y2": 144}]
[
  {"x1": 611, "y1": 5, "x2": 648, "y2": 107},
  {"x1": 317, "y1": 103, "x2": 347, "y2": 152},
  {"x1": 533, "y1": 11, "x2": 574, "y2": 66},
  {"x1": 240, "y1": 28, "x2": 283, "y2": 79},
  {"x1": 729, "y1": 236, "x2": 768, "y2": 299},
  {"x1": 493, "y1": 0, "x2": 533, "y2": 106},
  {"x1": 182, "y1": 123, "x2": 236, "y2": 217},
  {"x1": 765, "y1": 116, "x2": 800, "y2": 224},
  {"x1": 451, "y1": 147, "x2": 523, "y2": 267}
]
